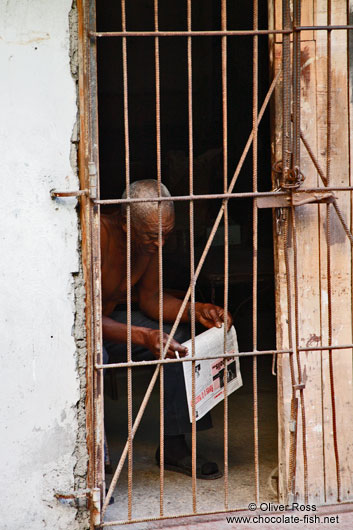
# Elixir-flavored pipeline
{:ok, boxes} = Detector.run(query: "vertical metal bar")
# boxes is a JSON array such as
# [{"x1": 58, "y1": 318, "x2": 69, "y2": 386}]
[
  {"x1": 282, "y1": 0, "x2": 292, "y2": 185},
  {"x1": 326, "y1": 0, "x2": 341, "y2": 502},
  {"x1": 121, "y1": 0, "x2": 133, "y2": 519},
  {"x1": 252, "y1": 0, "x2": 260, "y2": 505},
  {"x1": 187, "y1": 0, "x2": 197, "y2": 514},
  {"x1": 221, "y1": 0, "x2": 229, "y2": 510},
  {"x1": 291, "y1": 0, "x2": 308, "y2": 504},
  {"x1": 281, "y1": 0, "x2": 299, "y2": 501},
  {"x1": 283, "y1": 211, "x2": 299, "y2": 499},
  {"x1": 154, "y1": 0, "x2": 165, "y2": 517},
  {"x1": 292, "y1": 1, "x2": 301, "y2": 169},
  {"x1": 291, "y1": 205, "x2": 308, "y2": 503}
]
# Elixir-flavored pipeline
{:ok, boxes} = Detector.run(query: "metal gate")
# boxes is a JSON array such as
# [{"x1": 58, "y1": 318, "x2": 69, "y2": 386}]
[{"x1": 73, "y1": 0, "x2": 353, "y2": 526}]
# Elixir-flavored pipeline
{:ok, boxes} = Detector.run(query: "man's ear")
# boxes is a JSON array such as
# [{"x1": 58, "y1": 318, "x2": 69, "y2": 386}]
[{"x1": 121, "y1": 215, "x2": 127, "y2": 233}]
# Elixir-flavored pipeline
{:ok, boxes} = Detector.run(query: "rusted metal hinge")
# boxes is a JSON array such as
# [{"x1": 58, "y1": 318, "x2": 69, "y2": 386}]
[{"x1": 50, "y1": 162, "x2": 98, "y2": 200}]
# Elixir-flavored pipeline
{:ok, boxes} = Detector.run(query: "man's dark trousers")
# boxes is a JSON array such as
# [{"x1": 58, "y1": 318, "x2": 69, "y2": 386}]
[{"x1": 103, "y1": 309, "x2": 212, "y2": 435}]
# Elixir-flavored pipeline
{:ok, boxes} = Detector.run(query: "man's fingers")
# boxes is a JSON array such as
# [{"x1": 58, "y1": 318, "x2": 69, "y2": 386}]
[
  {"x1": 163, "y1": 337, "x2": 188, "y2": 358},
  {"x1": 198, "y1": 316, "x2": 214, "y2": 329},
  {"x1": 165, "y1": 347, "x2": 188, "y2": 359},
  {"x1": 209, "y1": 308, "x2": 223, "y2": 328},
  {"x1": 171, "y1": 342, "x2": 188, "y2": 357}
]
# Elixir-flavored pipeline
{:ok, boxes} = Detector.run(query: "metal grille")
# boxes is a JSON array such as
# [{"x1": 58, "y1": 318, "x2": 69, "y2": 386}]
[{"x1": 74, "y1": 0, "x2": 353, "y2": 526}]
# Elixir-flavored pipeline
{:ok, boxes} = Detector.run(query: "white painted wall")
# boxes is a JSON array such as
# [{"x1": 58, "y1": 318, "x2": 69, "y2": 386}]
[{"x1": 0, "y1": 1, "x2": 85, "y2": 528}]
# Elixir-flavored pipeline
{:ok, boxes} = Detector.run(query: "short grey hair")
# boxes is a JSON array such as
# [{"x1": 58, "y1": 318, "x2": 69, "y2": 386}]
[{"x1": 121, "y1": 179, "x2": 174, "y2": 223}]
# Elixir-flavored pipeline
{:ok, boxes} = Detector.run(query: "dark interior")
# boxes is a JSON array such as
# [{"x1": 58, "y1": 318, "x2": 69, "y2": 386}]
[{"x1": 96, "y1": 0, "x2": 276, "y2": 358}]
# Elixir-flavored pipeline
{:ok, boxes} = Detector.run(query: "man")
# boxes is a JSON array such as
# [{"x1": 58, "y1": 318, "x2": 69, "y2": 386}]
[{"x1": 101, "y1": 179, "x2": 232, "y2": 479}]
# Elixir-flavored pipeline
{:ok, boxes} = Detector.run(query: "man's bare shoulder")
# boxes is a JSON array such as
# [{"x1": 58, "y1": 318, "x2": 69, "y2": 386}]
[
  {"x1": 101, "y1": 212, "x2": 121, "y2": 243},
  {"x1": 101, "y1": 211, "x2": 119, "y2": 229}
]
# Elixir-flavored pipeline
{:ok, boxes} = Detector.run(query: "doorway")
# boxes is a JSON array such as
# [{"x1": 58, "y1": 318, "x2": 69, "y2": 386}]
[{"x1": 95, "y1": 0, "x2": 277, "y2": 522}]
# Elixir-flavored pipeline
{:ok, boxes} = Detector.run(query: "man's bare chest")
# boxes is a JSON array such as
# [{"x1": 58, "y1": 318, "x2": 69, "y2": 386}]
[{"x1": 102, "y1": 251, "x2": 149, "y2": 300}]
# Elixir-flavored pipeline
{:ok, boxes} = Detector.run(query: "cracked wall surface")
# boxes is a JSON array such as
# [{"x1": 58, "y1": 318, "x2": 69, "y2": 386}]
[{"x1": 0, "y1": 1, "x2": 88, "y2": 528}]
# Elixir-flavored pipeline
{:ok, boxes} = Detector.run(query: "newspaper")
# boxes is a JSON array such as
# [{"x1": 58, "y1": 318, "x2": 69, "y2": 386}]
[{"x1": 182, "y1": 325, "x2": 242, "y2": 422}]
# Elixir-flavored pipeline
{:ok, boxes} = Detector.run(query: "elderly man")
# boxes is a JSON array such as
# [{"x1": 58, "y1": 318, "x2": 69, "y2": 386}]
[{"x1": 101, "y1": 179, "x2": 232, "y2": 479}]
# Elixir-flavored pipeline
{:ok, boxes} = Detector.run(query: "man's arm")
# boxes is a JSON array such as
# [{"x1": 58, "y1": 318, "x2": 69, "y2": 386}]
[
  {"x1": 102, "y1": 315, "x2": 188, "y2": 359},
  {"x1": 138, "y1": 253, "x2": 233, "y2": 330}
]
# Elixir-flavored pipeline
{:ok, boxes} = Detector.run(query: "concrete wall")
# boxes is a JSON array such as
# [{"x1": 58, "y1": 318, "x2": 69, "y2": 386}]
[{"x1": 0, "y1": 1, "x2": 88, "y2": 528}]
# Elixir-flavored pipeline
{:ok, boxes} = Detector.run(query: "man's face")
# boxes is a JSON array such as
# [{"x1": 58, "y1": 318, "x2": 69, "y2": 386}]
[{"x1": 130, "y1": 210, "x2": 175, "y2": 255}]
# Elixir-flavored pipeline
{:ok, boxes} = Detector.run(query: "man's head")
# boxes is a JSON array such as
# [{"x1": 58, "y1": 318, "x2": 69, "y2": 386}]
[{"x1": 121, "y1": 179, "x2": 175, "y2": 254}]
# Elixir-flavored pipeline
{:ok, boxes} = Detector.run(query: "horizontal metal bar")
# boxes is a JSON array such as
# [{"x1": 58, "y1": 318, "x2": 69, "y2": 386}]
[
  {"x1": 294, "y1": 24, "x2": 353, "y2": 31},
  {"x1": 90, "y1": 25, "x2": 353, "y2": 39},
  {"x1": 99, "y1": 506, "x2": 264, "y2": 527},
  {"x1": 95, "y1": 190, "x2": 286, "y2": 204},
  {"x1": 96, "y1": 350, "x2": 287, "y2": 370},
  {"x1": 95, "y1": 186, "x2": 353, "y2": 205},
  {"x1": 55, "y1": 489, "x2": 92, "y2": 500},
  {"x1": 90, "y1": 29, "x2": 292, "y2": 38},
  {"x1": 95, "y1": 343, "x2": 353, "y2": 370},
  {"x1": 51, "y1": 189, "x2": 88, "y2": 198}
]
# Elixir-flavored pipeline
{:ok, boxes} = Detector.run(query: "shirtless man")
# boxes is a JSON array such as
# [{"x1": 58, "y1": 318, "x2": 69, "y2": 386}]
[{"x1": 101, "y1": 179, "x2": 232, "y2": 479}]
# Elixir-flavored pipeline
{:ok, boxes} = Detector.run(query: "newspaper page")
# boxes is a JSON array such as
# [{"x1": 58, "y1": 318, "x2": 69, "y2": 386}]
[{"x1": 182, "y1": 325, "x2": 242, "y2": 422}]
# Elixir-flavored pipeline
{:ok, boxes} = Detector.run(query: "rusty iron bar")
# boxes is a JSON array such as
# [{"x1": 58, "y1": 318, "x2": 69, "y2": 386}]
[
  {"x1": 90, "y1": 29, "x2": 292, "y2": 38},
  {"x1": 221, "y1": 0, "x2": 229, "y2": 509},
  {"x1": 291, "y1": 0, "x2": 309, "y2": 505},
  {"x1": 94, "y1": 186, "x2": 353, "y2": 206},
  {"x1": 326, "y1": 0, "x2": 341, "y2": 503},
  {"x1": 121, "y1": 0, "x2": 133, "y2": 520},
  {"x1": 95, "y1": 191, "x2": 285, "y2": 204},
  {"x1": 95, "y1": 342, "x2": 353, "y2": 369},
  {"x1": 282, "y1": 0, "x2": 292, "y2": 189},
  {"x1": 292, "y1": 0, "x2": 301, "y2": 170},
  {"x1": 51, "y1": 189, "x2": 89, "y2": 197},
  {"x1": 291, "y1": 204, "x2": 309, "y2": 504},
  {"x1": 294, "y1": 24, "x2": 353, "y2": 31},
  {"x1": 283, "y1": 207, "x2": 299, "y2": 500},
  {"x1": 89, "y1": 25, "x2": 353, "y2": 39},
  {"x1": 186, "y1": 0, "x2": 197, "y2": 513},
  {"x1": 153, "y1": 0, "x2": 165, "y2": 516},
  {"x1": 252, "y1": 0, "x2": 260, "y2": 506},
  {"x1": 102, "y1": 0, "x2": 133, "y2": 517}
]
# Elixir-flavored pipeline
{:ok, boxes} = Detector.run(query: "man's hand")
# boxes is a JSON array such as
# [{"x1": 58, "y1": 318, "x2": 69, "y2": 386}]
[
  {"x1": 194, "y1": 302, "x2": 233, "y2": 331},
  {"x1": 144, "y1": 329, "x2": 188, "y2": 359}
]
